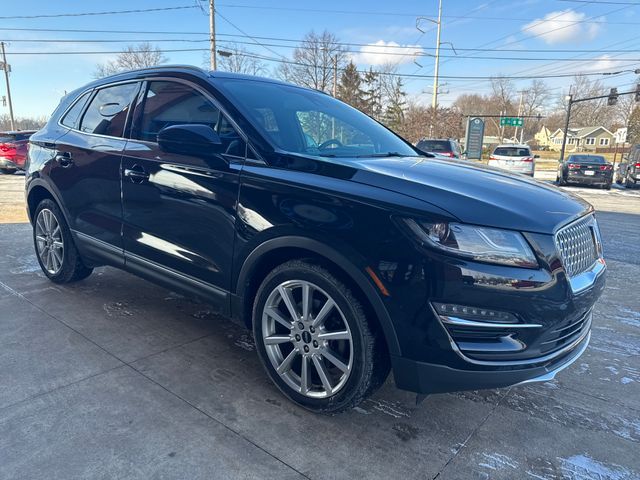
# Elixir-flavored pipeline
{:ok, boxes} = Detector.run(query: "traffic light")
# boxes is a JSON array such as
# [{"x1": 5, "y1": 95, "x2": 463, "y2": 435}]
[
  {"x1": 635, "y1": 84, "x2": 640, "y2": 102},
  {"x1": 608, "y1": 88, "x2": 618, "y2": 106}
]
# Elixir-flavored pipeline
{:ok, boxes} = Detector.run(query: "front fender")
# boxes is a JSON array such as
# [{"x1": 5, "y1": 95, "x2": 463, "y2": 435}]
[{"x1": 234, "y1": 235, "x2": 401, "y2": 356}]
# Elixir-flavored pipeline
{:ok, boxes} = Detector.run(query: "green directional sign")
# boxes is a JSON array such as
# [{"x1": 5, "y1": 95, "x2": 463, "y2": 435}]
[{"x1": 500, "y1": 117, "x2": 524, "y2": 127}]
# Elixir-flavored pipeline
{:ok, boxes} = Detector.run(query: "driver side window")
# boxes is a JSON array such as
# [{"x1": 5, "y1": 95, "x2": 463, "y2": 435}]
[{"x1": 132, "y1": 81, "x2": 246, "y2": 157}]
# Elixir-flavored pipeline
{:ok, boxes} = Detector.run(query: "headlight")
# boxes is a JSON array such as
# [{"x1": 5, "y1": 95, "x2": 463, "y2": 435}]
[{"x1": 399, "y1": 218, "x2": 538, "y2": 268}]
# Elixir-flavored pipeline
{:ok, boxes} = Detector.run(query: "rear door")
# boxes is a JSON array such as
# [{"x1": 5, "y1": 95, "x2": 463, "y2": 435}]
[
  {"x1": 121, "y1": 79, "x2": 246, "y2": 293},
  {"x1": 50, "y1": 82, "x2": 140, "y2": 262}
]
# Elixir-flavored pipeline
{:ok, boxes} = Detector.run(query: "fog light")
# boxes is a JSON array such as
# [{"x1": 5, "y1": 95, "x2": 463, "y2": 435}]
[{"x1": 432, "y1": 302, "x2": 518, "y2": 323}]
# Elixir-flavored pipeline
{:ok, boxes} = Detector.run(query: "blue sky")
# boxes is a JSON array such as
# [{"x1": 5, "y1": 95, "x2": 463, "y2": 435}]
[{"x1": 2, "y1": 0, "x2": 639, "y2": 118}]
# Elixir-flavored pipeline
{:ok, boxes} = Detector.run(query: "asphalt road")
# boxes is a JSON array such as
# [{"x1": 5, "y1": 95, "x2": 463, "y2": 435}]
[{"x1": 0, "y1": 172, "x2": 639, "y2": 479}]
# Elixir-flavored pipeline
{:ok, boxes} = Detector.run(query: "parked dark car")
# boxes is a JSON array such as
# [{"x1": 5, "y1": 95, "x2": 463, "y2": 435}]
[
  {"x1": 0, "y1": 130, "x2": 36, "y2": 173},
  {"x1": 614, "y1": 145, "x2": 640, "y2": 188},
  {"x1": 557, "y1": 154, "x2": 613, "y2": 189},
  {"x1": 26, "y1": 67, "x2": 605, "y2": 412},
  {"x1": 415, "y1": 138, "x2": 461, "y2": 158}
]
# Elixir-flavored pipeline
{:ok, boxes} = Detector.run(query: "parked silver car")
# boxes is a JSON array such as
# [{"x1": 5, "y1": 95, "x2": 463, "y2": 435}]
[{"x1": 488, "y1": 144, "x2": 538, "y2": 176}]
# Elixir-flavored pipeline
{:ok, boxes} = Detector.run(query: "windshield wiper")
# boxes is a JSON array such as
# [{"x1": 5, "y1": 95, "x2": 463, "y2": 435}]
[{"x1": 357, "y1": 152, "x2": 409, "y2": 158}]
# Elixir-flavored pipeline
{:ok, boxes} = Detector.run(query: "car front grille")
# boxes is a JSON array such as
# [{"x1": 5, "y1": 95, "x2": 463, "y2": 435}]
[{"x1": 555, "y1": 215, "x2": 599, "y2": 278}]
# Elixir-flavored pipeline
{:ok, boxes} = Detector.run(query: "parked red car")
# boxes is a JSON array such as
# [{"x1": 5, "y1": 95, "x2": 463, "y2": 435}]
[{"x1": 0, "y1": 130, "x2": 36, "y2": 174}]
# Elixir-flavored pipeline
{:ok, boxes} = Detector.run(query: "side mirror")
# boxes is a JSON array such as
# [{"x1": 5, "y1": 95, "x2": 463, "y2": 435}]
[
  {"x1": 157, "y1": 124, "x2": 222, "y2": 156},
  {"x1": 534, "y1": 154, "x2": 540, "y2": 158}
]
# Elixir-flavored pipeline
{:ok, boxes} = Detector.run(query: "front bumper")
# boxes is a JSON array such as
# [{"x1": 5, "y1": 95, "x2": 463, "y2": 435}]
[{"x1": 392, "y1": 330, "x2": 590, "y2": 394}]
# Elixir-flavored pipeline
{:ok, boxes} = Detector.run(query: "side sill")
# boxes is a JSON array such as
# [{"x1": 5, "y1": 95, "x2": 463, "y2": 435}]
[{"x1": 124, "y1": 251, "x2": 231, "y2": 316}]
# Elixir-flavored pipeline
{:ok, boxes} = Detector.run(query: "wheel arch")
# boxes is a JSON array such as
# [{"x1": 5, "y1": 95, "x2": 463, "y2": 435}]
[
  {"x1": 234, "y1": 236, "x2": 401, "y2": 356},
  {"x1": 26, "y1": 180, "x2": 72, "y2": 225}
]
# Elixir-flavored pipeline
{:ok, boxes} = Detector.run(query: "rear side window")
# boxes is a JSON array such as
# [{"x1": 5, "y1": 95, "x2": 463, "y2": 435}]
[
  {"x1": 61, "y1": 91, "x2": 91, "y2": 129},
  {"x1": 493, "y1": 147, "x2": 531, "y2": 157},
  {"x1": 79, "y1": 83, "x2": 139, "y2": 137}
]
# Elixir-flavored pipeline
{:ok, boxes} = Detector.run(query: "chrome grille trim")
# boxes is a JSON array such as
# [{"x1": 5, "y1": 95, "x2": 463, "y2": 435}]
[{"x1": 555, "y1": 214, "x2": 599, "y2": 278}]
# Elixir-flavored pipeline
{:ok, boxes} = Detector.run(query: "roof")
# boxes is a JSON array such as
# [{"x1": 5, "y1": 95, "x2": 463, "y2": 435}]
[
  {"x1": 495, "y1": 144, "x2": 530, "y2": 148},
  {"x1": 550, "y1": 126, "x2": 614, "y2": 138}
]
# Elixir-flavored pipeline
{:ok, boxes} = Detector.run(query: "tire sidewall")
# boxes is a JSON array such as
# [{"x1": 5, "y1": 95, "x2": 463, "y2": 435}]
[
  {"x1": 252, "y1": 262, "x2": 371, "y2": 412},
  {"x1": 33, "y1": 199, "x2": 74, "y2": 282}
]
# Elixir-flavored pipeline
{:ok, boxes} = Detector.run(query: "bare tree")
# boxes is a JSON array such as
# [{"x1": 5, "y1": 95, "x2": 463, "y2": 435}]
[
  {"x1": 277, "y1": 30, "x2": 347, "y2": 93},
  {"x1": 521, "y1": 80, "x2": 551, "y2": 140},
  {"x1": 217, "y1": 44, "x2": 267, "y2": 76},
  {"x1": 0, "y1": 114, "x2": 47, "y2": 131},
  {"x1": 95, "y1": 43, "x2": 167, "y2": 78},
  {"x1": 491, "y1": 76, "x2": 516, "y2": 140},
  {"x1": 558, "y1": 75, "x2": 615, "y2": 128},
  {"x1": 399, "y1": 102, "x2": 463, "y2": 143}
]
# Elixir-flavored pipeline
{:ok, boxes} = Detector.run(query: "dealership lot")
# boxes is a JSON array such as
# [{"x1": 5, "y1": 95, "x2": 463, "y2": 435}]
[{"x1": 0, "y1": 172, "x2": 639, "y2": 479}]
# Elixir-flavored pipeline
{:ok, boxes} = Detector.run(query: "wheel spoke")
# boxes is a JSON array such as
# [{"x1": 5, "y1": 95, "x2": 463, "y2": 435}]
[
  {"x1": 312, "y1": 297, "x2": 335, "y2": 328},
  {"x1": 312, "y1": 355, "x2": 333, "y2": 395},
  {"x1": 50, "y1": 250, "x2": 59, "y2": 272},
  {"x1": 300, "y1": 356, "x2": 310, "y2": 395},
  {"x1": 276, "y1": 348, "x2": 299, "y2": 374},
  {"x1": 53, "y1": 241, "x2": 64, "y2": 249},
  {"x1": 51, "y1": 225, "x2": 61, "y2": 238},
  {"x1": 36, "y1": 235, "x2": 47, "y2": 244},
  {"x1": 44, "y1": 210, "x2": 52, "y2": 232},
  {"x1": 264, "y1": 334, "x2": 292, "y2": 345},
  {"x1": 52, "y1": 247, "x2": 63, "y2": 267},
  {"x1": 265, "y1": 307, "x2": 293, "y2": 330},
  {"x1": 317, "y1": 330, "x2": 350, "y2": 341},
  {"x1": 320, "y1": 348, "x2": 349, "y2": 373},
  {"x1": 301, "y1": 283, "x2": 311, "y2": 321},
  {"x1": 278, "y1": 285, "x2": 299, "y2": 322},
  {"x1": 36, "y1": 215, "x2": 46, "y2": 234},
  {"x1": 46, "y1": 249, "x2": 54, "y2": 271}
]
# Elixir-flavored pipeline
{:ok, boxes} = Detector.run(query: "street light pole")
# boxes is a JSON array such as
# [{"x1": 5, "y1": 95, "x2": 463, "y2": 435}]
[
  {"x1": 431, "y1": 0, "x2": 443, "y2": 110},
  {"x1": 1, "y1": 42, "x2": 15, "y2": 131},
  {"x1": 560, "y1": 94, "x2": 573, "y2": 162},
  {"x1": 209, "y1": 0, "x2": 216, "y2": 70}
]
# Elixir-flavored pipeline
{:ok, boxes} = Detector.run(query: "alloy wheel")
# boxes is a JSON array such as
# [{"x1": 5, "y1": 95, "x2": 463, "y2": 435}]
[
  {"x1": 261, "y1": 280, "x2": 354, "y2": 398},
  {"x1": 35, "y1": 208, "x2": 64, "y2": 275}
]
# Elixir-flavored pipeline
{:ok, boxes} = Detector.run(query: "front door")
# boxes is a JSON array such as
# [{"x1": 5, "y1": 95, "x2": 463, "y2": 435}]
[{"x1": 121, "y1": 80, "x2": 246, "y2": 293}]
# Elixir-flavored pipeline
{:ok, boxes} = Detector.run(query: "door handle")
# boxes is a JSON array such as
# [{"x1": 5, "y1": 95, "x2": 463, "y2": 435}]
[
  {"x1": 124, "y1": 165, "x2": 149, "y2": 183},
  {"x1": 55, "y1": 152, "x2": 73, "y2": 168}
]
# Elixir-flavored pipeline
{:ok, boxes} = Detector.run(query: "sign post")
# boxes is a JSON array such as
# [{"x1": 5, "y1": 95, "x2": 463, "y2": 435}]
[{"x1": 465, "y1": 117, "x2": 485, "y2": 160}]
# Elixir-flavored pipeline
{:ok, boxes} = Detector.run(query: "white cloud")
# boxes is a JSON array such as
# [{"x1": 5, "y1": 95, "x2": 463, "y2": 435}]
[
  {"x1": 355, "y1": 40, "x2": 424, "y2": 66},
  {"x1": 577, "y1": 55, "x2": 631, "y2": 72},
  {"x1": 523, "y1": 9, "x2": 603, "y2": 44}
]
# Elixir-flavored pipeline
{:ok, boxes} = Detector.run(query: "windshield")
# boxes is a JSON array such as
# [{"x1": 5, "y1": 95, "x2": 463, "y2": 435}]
[
  {"x1": 417, "y1": 140, "x2": 451, "y2": 152},
  {"x1": 493, "y1": 147, "x2": 531, "y2": 157},
  {"x1": 568, "y1": 155, "x2": 606, "y2": 164},
  {"x1": 215, "y1": 78, "x2": 418, "y2": 159}
]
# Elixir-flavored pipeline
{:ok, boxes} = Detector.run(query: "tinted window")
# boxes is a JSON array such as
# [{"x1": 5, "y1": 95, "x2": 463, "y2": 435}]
[
  {"x1": 568, "y1": 155, "x2": 605, "y2": 164},
  {"x1": 133, "y1": 81, "x2": 245, "y2": 157},
  {"x1": 0, "y1": 134, "x2": 17, "y2": 143},
  {"x1": 493, "y1": 147, "x2": 531, "y2": 157},
  {"x1": 61, "y1": 91, "x2": 91, "y2": 129},
  {"x1": 79, "y1": 83, "x2": 139, "y2": 137},
  {"x1": 215, "y1": 78, "x2": 417, "y2": 159},
  {"x1": 132, "y1": 81, "x2": 220, "y2": 142},
  {"x1": 417, "y1": 140, "x2": 450, "y2": 152}
]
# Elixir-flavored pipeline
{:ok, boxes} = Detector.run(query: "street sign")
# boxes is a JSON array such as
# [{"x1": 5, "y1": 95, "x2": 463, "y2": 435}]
[
  {"x1": 500, "y1": 117, "x2": 523, "y2": 127},
  {"x1": 614, "y1": 127, "x2": 627, "y2": 145},
  {"x1": 465, "y1": 117, "x2": 485, "y2": 160}
]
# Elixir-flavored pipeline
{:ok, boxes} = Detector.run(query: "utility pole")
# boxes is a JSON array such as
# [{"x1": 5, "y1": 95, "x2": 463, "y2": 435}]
[
  {"x1": 1, "y1": 42, "x2": 15, "y2": 131},
  {"x1": 332, "y1": 55, "x2": 338, "y2": 97},
  {"x1": 209, "y1": 0, "x2": 216, "y2": 70},
  {"x1": 431, "y1": 0, "x2": 443, "y2": 109},
  {"x1": 560, "y1": 94, "x2": 573, "y2": 162},
  {"x1": 514, "y1": 90, "x2": 524, "y2": 143}
]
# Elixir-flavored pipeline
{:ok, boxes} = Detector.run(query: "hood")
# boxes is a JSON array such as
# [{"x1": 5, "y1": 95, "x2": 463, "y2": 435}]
[{"x1": 351, "y1": 156, "x2": 591, "y2": 234}]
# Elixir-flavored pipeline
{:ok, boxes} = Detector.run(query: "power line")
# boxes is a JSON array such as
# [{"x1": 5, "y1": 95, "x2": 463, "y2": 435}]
[
  {"x1": 215, "y1": 2, "x2": 636, "y2": 25},
  {"x1": 0, "y1": 5, "x2": 198, "y2": 20}
]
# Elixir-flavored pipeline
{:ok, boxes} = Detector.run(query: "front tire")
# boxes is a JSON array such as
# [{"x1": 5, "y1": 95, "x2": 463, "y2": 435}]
[
  {"x1": 33, "y1": 199, "x2": 93, "y2": 283},
  {"x1": 252, "y1": 260, "x2": 389, "y2": 413}
]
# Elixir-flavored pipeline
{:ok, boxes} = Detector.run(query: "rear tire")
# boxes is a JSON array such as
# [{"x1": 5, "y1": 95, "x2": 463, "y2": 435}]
[
  {"x1": 558, "y1": 174, "x2": 566, "y2": 186},
  {"x1": 252, "y1": 260, "x2": 389, "y2": 413},
  {"x1": 625, "y1": 172, "x2": 635, "y2": 189},
  {"x1": 33, "y1": 199, "x2": 93, "y2": 283}
]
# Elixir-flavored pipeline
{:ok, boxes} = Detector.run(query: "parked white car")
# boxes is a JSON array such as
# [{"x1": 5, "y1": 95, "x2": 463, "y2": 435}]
[{"x1": 488, "y1": 144, "x2": 538, "y2": 176}]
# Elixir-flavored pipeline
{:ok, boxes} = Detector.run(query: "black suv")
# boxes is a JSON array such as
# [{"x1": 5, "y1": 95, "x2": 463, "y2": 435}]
[
  {"x1": 26, "y1": 67, "x2": 605, "y2": 412},
  {"x1": 415, "y1": 138, "x2": 461, "y2": 158},
  {"x1": 614, "y1": 144, "x2": 640, "y2": 188}
]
